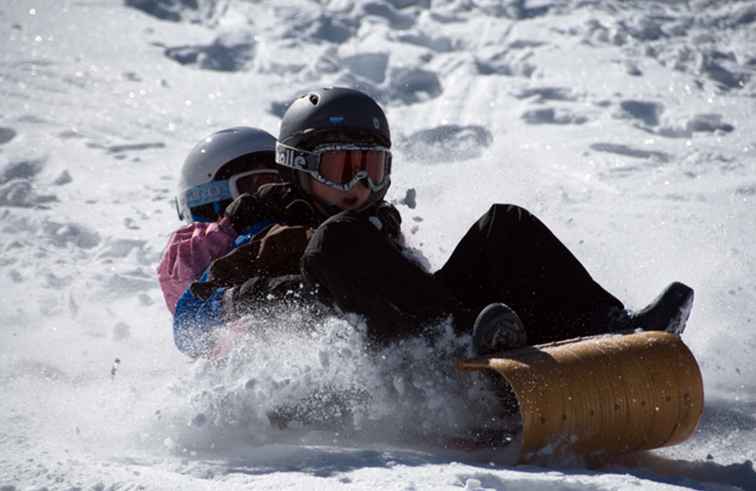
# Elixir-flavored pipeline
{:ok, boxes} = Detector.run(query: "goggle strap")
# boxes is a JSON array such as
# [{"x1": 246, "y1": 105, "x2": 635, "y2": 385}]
[
  {"x1": 175, "y1": 197, "x2": 184, "y2": 221},
  {"x1": 276, "y1": 144, "x2": 319, "y2": 172},
  {"x1": 184, "y1": 180, "x2": 233, "y2": 208}
]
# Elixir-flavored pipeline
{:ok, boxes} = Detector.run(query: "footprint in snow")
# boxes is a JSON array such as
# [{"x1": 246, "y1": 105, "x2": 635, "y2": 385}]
[
  {"x1": 0, "y1": 158, "x2": 46, "y2": 184},
  {"x1": 358, "y1": 2, "x2": 416, "y2": 30},
  {"x1": 0, "y1": 127, "x2": 17, "y2": 145},
  {"x1": 164, "y1": 31, "x2": 256, "y2": 72},
  {"x1": 399, "y1": 124, "x2": 493, "y2": 163},
  {"x1": 589, "y1": 142, "x2": 671, "y2": 163},
  {"x1": 386, "y1": 66, "x2": 442, "y2": 104},
  {"x1": 699, "y1": 52, "x2": 750, "y2": 91},
  {"x1": 42, "y1": 221, "x2": 101, "y2": 249},
  {"x1": 0, "y1": 158, "x2": 59, "y2": 207},
  {"x1": 57, "y1": 129, "x2": 85, "y2": 139},
  {"x1": 513, "y1": 86, "x2": 577, "y2": 102},
  {"x1": 475, "y1": 42, "x2": 546, "y2": 77},
  {"x1": 522, "y1": 107, "x2": 588, "y2": 125},
  {"x1": 685, "y1": 113, "x2": 735, "y2": 134},
  {"x1": 84, "y1": 141, "x2": 166, "y2": 160},
  {"x1": 617, "y1": 100, "x2": 664, "y2": 127},
  {"x1": 105, "y1": 142, "x2": 166, "y2": 154}
]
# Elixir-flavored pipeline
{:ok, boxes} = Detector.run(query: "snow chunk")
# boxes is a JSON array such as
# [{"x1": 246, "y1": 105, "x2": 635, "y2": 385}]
[
  {"x1": 341, "y1": 52, "x2": 390, "y2": 84},
  {"x1": 52, "y1": 170, "x2": 72, "y2": 185},
  {"x1": 464, "y1": 478, "x2": 482, "y2": 490}
]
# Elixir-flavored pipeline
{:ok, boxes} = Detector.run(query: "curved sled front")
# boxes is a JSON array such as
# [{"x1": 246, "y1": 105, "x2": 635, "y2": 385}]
[{"x1": 457, "y1": 331, "x2": 704, "y2": 463}]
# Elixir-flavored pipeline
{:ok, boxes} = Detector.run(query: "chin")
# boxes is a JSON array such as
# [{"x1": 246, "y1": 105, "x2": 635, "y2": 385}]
[{"x1": 338, "y1": 198, "x2": 368, "y2": 210}]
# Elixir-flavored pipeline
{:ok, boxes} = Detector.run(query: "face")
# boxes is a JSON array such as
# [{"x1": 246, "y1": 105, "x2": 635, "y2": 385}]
[{"x1": 308, "y1": 177, "x2": 371, "y2": 211}]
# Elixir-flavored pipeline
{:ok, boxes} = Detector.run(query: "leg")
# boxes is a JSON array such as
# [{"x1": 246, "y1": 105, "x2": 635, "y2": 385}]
[
  {"x1": 435, "y1": 204, "x2": 623, "y2": 345},
  {"x1": 302, "y1": 210, "x2": 456, "y2": 344}
]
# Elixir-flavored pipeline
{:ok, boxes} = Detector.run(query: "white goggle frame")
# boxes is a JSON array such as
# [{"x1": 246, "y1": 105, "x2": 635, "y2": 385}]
[{"x1": 276, "y1": 142, "x2": 392, "y2": 192}]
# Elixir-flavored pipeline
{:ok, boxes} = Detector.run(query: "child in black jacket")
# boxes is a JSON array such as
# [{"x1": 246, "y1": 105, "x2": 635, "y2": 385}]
[{"x1": 191, "y1": 87, "x2": 693, "y2": 357}]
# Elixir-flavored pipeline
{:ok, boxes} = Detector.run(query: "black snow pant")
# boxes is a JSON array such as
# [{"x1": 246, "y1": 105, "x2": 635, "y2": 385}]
[{"x1": 301, "y1": 204, "x2": 624, "y2": 346}]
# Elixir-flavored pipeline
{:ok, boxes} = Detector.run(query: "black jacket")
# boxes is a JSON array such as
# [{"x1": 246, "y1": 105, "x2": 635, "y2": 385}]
[{"x1": 194, "y1": 182, "x2": 404, "y2": 319}]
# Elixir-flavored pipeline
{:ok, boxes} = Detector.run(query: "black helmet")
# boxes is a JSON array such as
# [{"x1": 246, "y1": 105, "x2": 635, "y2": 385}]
[
  {"x1": 276, "y1": 87, "x2": 392, "y2": 212},
  {"x1": 278, "y1": 87, "x2": 390, "y2": 149}
]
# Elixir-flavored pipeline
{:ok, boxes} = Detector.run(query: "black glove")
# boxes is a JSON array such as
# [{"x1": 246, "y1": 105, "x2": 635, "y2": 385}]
[
  {"x1": 281, "y1": 198, "x2": 317, "y2": 227},
  {"x1": 373, "y1": 202, "x2": 402, "y2": 241},
  {"x1": 224, "y1": 193, "x2": 264, "y2": 234},
  {"x1": 190, "y1": 239, "x2": 262, "y2": 300},
  {"x1": 225, "y1": 183, "x2": 318, "y2": 231},
  {"x1": 190, "y1": 224, "x2": 314, "y2": 300}
]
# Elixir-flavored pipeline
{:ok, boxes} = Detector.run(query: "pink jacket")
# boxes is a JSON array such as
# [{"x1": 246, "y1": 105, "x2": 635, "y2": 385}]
[{"x1": 157, "y1": 217, "x2": 237, "y2": 315}]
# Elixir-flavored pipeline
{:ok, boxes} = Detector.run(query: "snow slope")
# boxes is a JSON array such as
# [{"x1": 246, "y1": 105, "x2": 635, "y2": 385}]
[{"x1": 1, "y1": 0, "x2": 755, "y2": 489}]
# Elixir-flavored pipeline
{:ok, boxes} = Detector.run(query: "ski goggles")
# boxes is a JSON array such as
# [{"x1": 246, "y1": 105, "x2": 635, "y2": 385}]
[
  {"x1": 177, "y1": 169, "x2": 281, "y2": 221},
  {"x1": 184, "y1": 169, "x2": 280, "y2": 208},
  {"x1": 276, "y1": 142, "x2": 391, "y2": 192},
  {"x1": 228, "y1": 169, "x2": 281, "y2": 197}
]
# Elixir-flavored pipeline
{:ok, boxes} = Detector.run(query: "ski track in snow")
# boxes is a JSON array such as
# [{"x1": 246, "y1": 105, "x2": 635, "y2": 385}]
[{"x1": 1, "y1": 0, "x2": 756, "y2": 489}]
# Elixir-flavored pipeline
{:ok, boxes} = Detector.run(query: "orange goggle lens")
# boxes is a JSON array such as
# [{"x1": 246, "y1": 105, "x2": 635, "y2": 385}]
[{"x1": 318, "y1": 149, "x2": 388, "y2": 186}]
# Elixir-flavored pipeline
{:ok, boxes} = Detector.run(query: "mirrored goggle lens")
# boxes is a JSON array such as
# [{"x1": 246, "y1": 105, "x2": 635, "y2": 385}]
[
  {"x1": 230, "y1": 170, "x2": 281, "y2": 197},
  {"x1": 318, "y1": 149, "x2": 388, "y2": 185}
]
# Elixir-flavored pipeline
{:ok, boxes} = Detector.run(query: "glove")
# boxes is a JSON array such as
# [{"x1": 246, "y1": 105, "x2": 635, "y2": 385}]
[
  {"x1": 224, "y1": 193, "x2": 264, "y2": 234},
  {"x1": 255, "y1": 182, "x2": 317, "y2": 226},
  {"x1": 281, "y1": 198, "x2": 317, "y2": 227},
  {"x1": 254, "y1": 224, "x2": 314, "y2": 276},
  {"x1": 225, "y1": 184, "x2": 319, "y2": 232},
  {"x1": 190, "y1": 224, "x2": 314, "y2": 300},
  {"x1": 189, "y1": 239, "x2": 261, "y2": 299},
  {"x1": 373, "y1": 202, "x2": 402, "y2": 241}
]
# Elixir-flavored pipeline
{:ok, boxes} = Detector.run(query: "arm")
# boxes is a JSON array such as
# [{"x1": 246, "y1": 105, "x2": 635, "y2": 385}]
[
  {"x1": 175, "y1": 223, "x2": 314, "y2": 358},
  {"x1": 170, "y1": 188, "x2": 316, "y2": 357},
  {"x1": 157, "y1": 217, "x2": 238, "y2": 315},
  {"x1": 172, "y1": 275, "x2": 227, "y2": 358}
]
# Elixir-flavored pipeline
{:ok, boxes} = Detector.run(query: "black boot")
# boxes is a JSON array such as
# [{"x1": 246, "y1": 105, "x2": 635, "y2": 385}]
[
  {"x1": 609, "y1": 282, "x2": 694, "y2": 335},
  {"x1": 471, "y1": 303, "x2": 527, "y2": 356}
]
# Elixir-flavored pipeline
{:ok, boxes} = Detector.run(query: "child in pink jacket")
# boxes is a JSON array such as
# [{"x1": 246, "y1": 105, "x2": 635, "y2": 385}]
[{"x1": 158, "y1": 127, "x2": 281, "y2": 315}]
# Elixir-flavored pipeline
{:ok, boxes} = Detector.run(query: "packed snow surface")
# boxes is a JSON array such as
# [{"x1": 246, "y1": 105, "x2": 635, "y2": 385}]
[{"x1": 2, "y1": 0, "x2": 756, "y2": 489}]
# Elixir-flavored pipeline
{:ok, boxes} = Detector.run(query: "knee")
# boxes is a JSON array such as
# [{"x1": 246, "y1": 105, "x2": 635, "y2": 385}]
[
  {"x1": 490, "y1": 203, "x2": 529, "y2": 216},
  {"x1": 480, "y1": 203, "x2": 532, "y2": 229}
]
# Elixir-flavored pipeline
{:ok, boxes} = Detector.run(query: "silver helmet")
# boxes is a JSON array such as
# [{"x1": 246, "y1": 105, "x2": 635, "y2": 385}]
[{"x1": 176, "y1": 127, "x2": 279, "y2": 223}]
